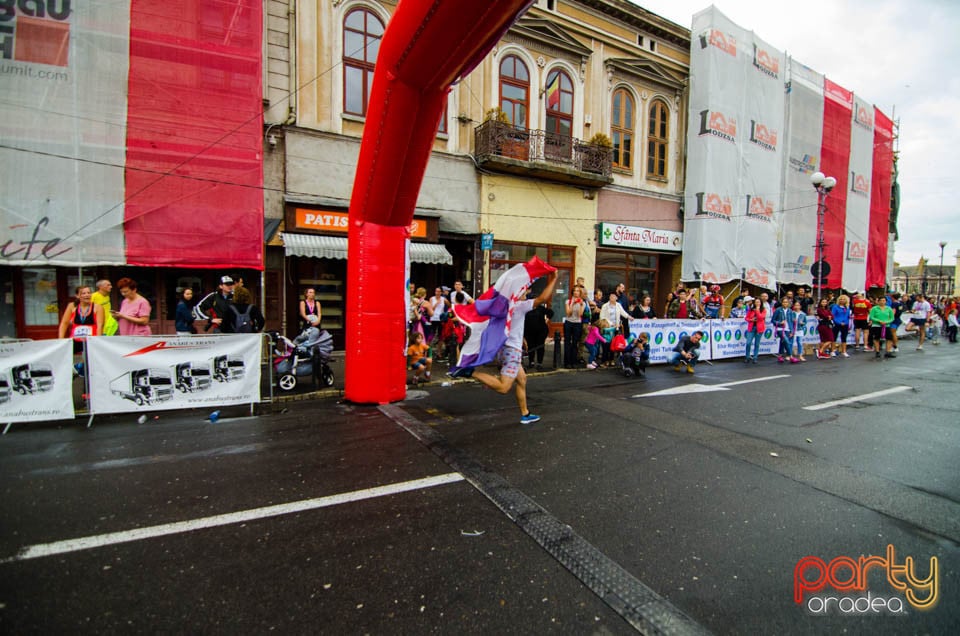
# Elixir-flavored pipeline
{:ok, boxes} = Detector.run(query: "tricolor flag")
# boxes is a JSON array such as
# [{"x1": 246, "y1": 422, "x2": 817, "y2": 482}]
[
  {"x1": 451, "y1": 256, "x2": 556, "y2": 372},
  {"x1": 545, "y1": 71, "x2": 560, "y2": 110},
  {"x1": 0, "y1": 1, "x2": 264, "y2": 269}
]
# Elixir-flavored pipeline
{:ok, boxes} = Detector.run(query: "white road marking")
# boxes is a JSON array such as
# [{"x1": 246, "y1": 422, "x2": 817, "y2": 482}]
[
  {"x1": 633, "y1": 374, "x2": 790, "y2": 398},
  {"x1": 802, "y1": 386, "x2": 913, "y2": 411},
  {"x1": 1, "y1": 473, "x2": 464, "y2": 563}
]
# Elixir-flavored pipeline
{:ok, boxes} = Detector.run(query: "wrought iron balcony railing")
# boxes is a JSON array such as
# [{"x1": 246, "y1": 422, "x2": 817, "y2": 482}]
[{"x1": 473, "y1": 120, "x2": 613, "y2": 181}]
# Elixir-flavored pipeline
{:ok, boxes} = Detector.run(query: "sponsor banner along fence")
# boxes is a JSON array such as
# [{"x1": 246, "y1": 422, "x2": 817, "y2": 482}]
[
  {"x1": 86, "y1": 335, "x2": 262, "y2": 415},
  {"x1": 0, "y1": 339, "x2": 74, "y2": 423},
  {"x1": 627, "y1": 317, "x2": 855, "y2": 364}
]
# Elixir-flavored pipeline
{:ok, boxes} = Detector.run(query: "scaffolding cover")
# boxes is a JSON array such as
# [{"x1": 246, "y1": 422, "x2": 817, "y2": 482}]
[{"x1": 0, "y1": 0, "x2": 263, "y2": 269}]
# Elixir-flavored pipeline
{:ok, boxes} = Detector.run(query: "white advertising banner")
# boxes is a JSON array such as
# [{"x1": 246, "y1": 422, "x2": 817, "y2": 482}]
[
  {"x1": 0, "y1": 339, "x2": 74, "y2": 422},
  {"x1": 842, "y1": 96, "x2": 874, "y2": 292},
  {"x1": 86, "y1": 335, "x2": 262, "y2": 414},
  {"x1": 684, "y1": 7, "x2": 744, "y2": 285},
  {"x1": 779, "y1": 60, "x2": 824, "y2": 285},
  {"x1": 684, "y1": 7, "x2": 785, "y2": 289},
  {"x1": 737, "y1": 32, "x2": 785, "y2": 291},
  {"x1": 627, "y1": 319, "x2": 713, "y2": 363},
  {"x1": 0, "y1": 1, "x2": 130, "y2": 266}
]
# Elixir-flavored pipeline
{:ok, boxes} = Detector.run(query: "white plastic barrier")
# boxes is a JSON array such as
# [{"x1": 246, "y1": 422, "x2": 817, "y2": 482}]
[
  {"x1": 627, "y1": 317, "x2": 856, "y2": 364},
  {"x1": 86, "y1": 335, "x2": 262, "y2": 415},
  {"x1": 0, "y1": 339, "x2": 74, "y2": 426}
]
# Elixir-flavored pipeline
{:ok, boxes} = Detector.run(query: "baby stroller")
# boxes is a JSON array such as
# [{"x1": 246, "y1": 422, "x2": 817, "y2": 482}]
[
  {"x1": 270, "y1": 327, "x2": 335, "y2": 391},
  {"x1": 619, "y1": 335, "x2": 649, "y2": 378}
]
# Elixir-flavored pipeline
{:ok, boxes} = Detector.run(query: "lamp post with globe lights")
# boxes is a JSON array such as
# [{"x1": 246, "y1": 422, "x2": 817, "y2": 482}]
[{"x1": 810, "y1": 172, "x2": 837, "y2": 305}]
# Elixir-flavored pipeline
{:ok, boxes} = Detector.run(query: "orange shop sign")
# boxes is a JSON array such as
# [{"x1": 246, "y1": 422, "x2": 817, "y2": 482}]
[{"x1": 294, "y1": 209, "x2": 427, "y2": 238}]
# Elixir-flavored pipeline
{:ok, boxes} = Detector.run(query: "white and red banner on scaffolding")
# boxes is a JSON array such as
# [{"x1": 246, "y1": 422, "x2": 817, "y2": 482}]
[
  {"x1": 0, "y1": 0, "x2": 263, "y2": 269},
  {"x1": 683, "y1": 6, "x2": 893, "y2": 291}
]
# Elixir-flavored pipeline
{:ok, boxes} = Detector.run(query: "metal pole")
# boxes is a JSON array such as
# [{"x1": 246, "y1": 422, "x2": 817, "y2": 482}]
[{"x1": 815, "y1": 190, "x2": 825, "y2": 306}]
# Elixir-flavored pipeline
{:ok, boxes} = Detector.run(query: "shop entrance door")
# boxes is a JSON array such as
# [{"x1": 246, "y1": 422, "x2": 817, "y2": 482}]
[{"x1": 18, "y1": 267, "x2": 61, "y2": 340}]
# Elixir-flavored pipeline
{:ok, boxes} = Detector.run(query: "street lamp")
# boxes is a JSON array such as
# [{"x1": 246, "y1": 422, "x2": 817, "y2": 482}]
[
  {"x1": 810, "y1": 172, "x2": 837, "y2": 305},
  {"x1": 938, "y1": 241, "x2": 947, "y2": 298}
]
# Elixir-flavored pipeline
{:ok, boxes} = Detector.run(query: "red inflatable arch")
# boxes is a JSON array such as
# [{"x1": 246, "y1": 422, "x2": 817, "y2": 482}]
[{"x1": 345, "y1": 0, "x2": 534, "y2": 403}]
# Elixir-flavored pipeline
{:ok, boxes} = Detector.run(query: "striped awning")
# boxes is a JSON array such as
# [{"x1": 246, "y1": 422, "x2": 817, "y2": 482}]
[{"x1": 280, "y1": 233, "x2": 452, "y2": 265}]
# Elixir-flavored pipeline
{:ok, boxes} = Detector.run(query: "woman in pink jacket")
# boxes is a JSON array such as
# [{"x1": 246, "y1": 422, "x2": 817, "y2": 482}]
[{"x1": 743, "y1": 296, "x2": 766, "y2": 364}]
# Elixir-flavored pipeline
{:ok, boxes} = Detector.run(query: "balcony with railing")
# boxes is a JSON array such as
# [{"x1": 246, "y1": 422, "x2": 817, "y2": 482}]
[{"x1": 473, "y1": 120, "x2": 613, "y2": 188}]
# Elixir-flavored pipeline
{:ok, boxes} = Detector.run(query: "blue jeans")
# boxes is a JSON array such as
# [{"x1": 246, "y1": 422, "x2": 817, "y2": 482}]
[
  {"x1": 586, "y1": 342, "x2": 600, "y2": 364},
  {"x1": 745, "y1": 330, "x2": 762, "y2": 360},
  {"x1": 778, "y1": 332, "x2": 791, "y2": 356},
  {"x1": 667, "y1": 351, "x2": 698, "y2": 367}
]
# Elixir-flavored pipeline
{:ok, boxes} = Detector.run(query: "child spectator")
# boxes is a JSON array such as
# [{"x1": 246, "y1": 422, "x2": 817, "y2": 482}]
[
  {"x1": 584, "y1": 319, "x2": 610, "y2": 369},
  {"x1": 946, "y1": 307, "x2": 958, "y2": 343},
  {"x1": 406, "y1": 332, "x2": 432, "y2": 385}
]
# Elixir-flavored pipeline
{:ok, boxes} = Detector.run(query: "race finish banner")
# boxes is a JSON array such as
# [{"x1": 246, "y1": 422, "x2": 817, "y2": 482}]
[
  {"x1": 0, "y1": 339, "x2": 74, "y2": 423},
  {"x1": 86, "y1": 335, "x2": 262, "y2": 415}
]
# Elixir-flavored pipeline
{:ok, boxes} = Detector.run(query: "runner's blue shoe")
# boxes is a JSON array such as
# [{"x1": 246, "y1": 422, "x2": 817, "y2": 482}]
[
  {"x1": 520, "y1": 412, "x2": 541, "y2": 425},
  {"x1": 447, "y1": 366, "x2": 474, "y2": 378}
]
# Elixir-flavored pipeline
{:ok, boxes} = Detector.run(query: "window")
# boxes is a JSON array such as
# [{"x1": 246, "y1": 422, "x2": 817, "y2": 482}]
[
  {"x1": 544, "y1": 69, "x2": 573, "y2": 137},
  {"x1": 649, "y1": 40, "x2": 657, "y2": 52},
  {"x1": 647, "y1": 100, "x2": 669, "y2": 179},
  {"x1": 437, "y1": 100, "x2": 448, "y2": 136},
  {"x1": 595, "y1": 249, "x2": 659, "y2": 306},
  {"x1": 499, "y1": 55, "x2": 530, "y2": 128},
  {"x1": 490, "y1": 242, "x2": 574, "y2": 322},
  {"x1": 544, "y1": 68, "x2": 574, "y2": 161},
  {"x1": 343, "y1": 8, "x2": 384, "y2": 116},
  {"x1": 637, "y1": 35, "x2": 644, "y2": 47},
  {"x1": 611, "y1": 88, "x2": 634, "y2": 170}
]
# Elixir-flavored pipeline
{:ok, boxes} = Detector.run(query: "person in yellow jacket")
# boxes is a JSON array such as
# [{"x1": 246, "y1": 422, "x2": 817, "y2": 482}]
[{"x1": 91, "y1": 279, "x2": 119, "y2": 335}]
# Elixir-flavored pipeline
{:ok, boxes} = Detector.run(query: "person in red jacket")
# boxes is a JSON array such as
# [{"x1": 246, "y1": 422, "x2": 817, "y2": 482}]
[
  {"x1": 743, "y1": 296, "x2": 766, "y2": 363},
  {"x1": 850, "y1": 291, "x2": 872, "y2": 351}
]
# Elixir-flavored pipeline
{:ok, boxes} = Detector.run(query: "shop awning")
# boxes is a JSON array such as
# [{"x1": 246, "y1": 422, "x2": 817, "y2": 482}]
[
  {"x1": 409, "y1": 242, "x2": 453, "y2": 265},
  {"x1": 280, "y1": 233, "x2": 452, "y2": 265},
  {"x1": 281, "y1": 233, "x2": 348, "y2": 259}
]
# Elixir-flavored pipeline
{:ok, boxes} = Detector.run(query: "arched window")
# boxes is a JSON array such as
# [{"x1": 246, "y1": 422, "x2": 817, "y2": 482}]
[
  {"x1": 647, "y1": 100, "x2": 669, "y2": 179},
  {"x1": 611, "y1": 88, "x2": 634, "y2": 170},
  {"x1": 499, "y1": 55, "x2": 530, "y2": 128},
  {"x1": 343, "y1": 8, "x2": 384, "y2": 116},
  {"x1": 544, "y1": 68, "x2": 573, "y2": 137}
]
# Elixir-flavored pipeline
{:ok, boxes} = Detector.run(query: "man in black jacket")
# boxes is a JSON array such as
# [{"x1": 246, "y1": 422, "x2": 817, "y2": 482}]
[{"x1": 194, "y1": 275, "x2": 236, "y2": 333}]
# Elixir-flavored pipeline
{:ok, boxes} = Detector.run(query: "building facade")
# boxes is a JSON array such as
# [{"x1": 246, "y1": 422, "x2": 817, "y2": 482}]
[{"x1": 265, "y1": 0, "x2": 690, "y2": 342}]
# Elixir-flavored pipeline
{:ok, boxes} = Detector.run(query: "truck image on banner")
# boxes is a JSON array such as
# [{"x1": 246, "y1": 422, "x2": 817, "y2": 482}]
[
  {"x1": 0, "y1": 339, "x2": 74, "y2": 423},
  {"x1": 86, "y1": 335, "x2": 261, "y2": 415},
  {"x1": 109, "y1": 368, "x2": 174, "y2": 406}
]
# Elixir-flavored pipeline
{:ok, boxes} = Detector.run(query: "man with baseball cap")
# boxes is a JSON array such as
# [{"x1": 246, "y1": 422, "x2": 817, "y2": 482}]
[{"x1": 194, "y1": 275, "x2": 237, "y2": 333}]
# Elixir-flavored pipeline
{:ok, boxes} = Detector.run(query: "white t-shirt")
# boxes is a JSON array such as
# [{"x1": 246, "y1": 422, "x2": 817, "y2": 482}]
[
  {"x1": 912, "y1": 300, "x2": 931, "y2": 319},
  {"x1": 429, "y1": 296, "x2": 448, "y2": 322},
  {"x1": 505, "y1": 299, "x2": 534, "y2": 350},
  {"x1": 451, "y1": 290, "x2": 473, "y2": 305}
]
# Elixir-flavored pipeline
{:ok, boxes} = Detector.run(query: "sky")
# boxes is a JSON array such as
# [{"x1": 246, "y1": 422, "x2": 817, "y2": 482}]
[{"x1": 632, "y1": 0, "x2": 960, "y2": 272}]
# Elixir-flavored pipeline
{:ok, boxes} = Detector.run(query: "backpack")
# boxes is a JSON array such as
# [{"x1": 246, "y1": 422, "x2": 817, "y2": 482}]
[{"x1": 230, "y1": 304, "x2": 254, "y2": 333}]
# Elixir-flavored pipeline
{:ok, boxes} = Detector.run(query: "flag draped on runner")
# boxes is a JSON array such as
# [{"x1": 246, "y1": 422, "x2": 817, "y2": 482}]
[{"x1": 451, "y1": 256, "x2": 556, "y2": 372}]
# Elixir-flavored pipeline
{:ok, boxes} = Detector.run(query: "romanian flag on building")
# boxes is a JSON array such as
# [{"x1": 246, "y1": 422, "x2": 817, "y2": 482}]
[
  {"x1": 545, "y1": 71, "x2": 561, "y2": 110},
  {"x1": 0, "y1": 1, "x2": 264, "y2": 269}
]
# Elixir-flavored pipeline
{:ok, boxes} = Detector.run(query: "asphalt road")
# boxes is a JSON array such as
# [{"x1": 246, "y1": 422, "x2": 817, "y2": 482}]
[{"x1": 2, "y1": 338, "x2": 958, "y2": 634}]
